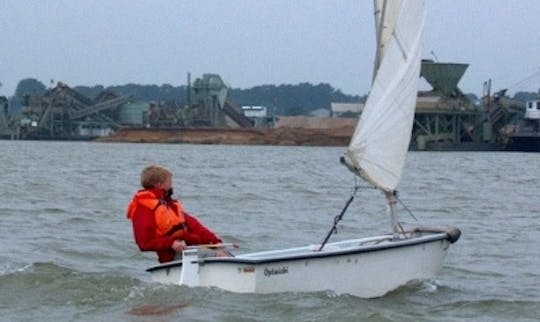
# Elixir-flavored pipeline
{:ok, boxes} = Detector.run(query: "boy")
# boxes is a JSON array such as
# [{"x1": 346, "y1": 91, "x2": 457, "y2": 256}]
[{"x1": 127, "y1": 165, "x2": 224, "y2": 263}]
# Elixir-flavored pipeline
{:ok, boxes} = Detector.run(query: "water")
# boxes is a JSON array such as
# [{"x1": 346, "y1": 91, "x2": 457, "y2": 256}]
[{"x1": 0, "y1": 141, "x2": 539, "y2": 321}]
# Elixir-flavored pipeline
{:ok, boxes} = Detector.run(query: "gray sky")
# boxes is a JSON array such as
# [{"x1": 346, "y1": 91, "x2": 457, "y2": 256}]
[{"x1": 1, "y1": 0, "x2": 539, "y2": 97}]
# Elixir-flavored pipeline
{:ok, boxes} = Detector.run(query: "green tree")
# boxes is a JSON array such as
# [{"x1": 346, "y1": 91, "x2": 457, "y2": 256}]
[
  {"x1": 15, "y1": 78, "x2": 47, "y2": 98},
  {"x1": 229, "y1": 82, "x2": 361, "y2": 115},
  {"x1": 513, "y1": 91, "x2": 539, "y2": 102}
]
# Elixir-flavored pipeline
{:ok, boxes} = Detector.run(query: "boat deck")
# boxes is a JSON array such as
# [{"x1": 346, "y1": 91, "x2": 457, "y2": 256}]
[
  {"x1": 225, "y1": 231, "x2": 447, "y2": 264},
  {"x1": 147, "y1": 228, "x2": 457, "y2": 271}
]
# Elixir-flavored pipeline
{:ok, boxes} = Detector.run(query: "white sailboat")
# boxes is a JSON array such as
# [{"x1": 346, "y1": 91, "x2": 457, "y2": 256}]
[{"x1": 146, "y1": 0, "x2": 460, "y2": 298}]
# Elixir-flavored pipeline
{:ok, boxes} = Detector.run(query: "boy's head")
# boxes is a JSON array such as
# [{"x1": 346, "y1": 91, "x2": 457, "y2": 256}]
[{"x1": 140, "y1": 165, "x2": 172, "y2": 189}]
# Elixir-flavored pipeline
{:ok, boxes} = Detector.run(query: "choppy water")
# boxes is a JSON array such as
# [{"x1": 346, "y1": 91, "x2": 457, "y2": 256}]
[{"x1": 0, "y1": 141, "x2": 539, "y2": 321}]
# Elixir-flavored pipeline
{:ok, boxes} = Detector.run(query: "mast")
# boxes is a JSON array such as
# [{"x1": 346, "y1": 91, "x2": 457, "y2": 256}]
[
  {"x1": 385, "y1": 191, "x2": 399, "y2": 237},
  {"x1": 372, "y1": 0, "x2": 387, "y2": 80},
  {"x1": 343, "y1": 0, "x2": 425, "y2": 236}
]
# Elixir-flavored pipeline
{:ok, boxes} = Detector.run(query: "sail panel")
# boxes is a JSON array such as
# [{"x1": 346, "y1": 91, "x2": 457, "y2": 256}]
[{"x1": 346, "y1": 0, "x2": 425, "y2": 192}]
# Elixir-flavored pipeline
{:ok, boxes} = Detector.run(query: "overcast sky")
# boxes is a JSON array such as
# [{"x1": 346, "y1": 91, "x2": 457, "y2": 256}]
[{"x1": 1, "y1": 0, "x2": 539, "y2": 97}]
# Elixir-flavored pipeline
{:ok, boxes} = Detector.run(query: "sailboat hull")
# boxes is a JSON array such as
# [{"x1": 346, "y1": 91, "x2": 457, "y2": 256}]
[{"x1": 146, "y1": 227, "x2": 459, "y2": 298}]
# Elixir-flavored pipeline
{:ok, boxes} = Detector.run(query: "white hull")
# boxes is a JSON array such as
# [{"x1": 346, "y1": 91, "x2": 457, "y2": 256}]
[{"x1": 147, "y1": 227, "x2": 460, "y2": 298}]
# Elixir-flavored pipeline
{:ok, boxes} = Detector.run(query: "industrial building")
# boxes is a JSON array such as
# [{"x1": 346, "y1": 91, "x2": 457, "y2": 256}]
[
  {"x1": 0, "y1": 74, "x2": 255, "y2": 140},
  {"x1": 1, "y1": 83, "x2": 130, "y2": 140},
  {"x1": 0, "y1": 64, "x2": 529, "y2": 149},
  {"x1": 410, "y1": 60, "x2": 522, "y2": 150}
]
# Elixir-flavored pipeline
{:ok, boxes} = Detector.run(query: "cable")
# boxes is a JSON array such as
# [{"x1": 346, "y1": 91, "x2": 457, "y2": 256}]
[
  {"x1": 394, "y1": 191, "x2": 418, "y2": 221},
  {"x1": 318, "y1": 183, "x2": 360, "y2": 251}
]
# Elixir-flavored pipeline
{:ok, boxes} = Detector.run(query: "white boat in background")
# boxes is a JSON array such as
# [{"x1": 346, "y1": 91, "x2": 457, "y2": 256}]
[
  {"x1": 506, "y1": 99, "x2": 540, "y2": 152},
  {"x1": 146, "y1": 0, "x2": 461, "y2": 298}
]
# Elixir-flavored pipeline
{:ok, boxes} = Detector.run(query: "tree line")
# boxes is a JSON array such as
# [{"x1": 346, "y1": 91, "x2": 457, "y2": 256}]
[
  {"x1": 7, "y1": 78, "x2": 362, "y2": 116},
  {"x1": 7, "y1": 77, "x2": 539, "y2": 117}
]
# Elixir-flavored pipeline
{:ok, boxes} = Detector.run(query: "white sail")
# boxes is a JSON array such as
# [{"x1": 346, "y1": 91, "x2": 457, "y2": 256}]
[{"x1": 344, "y1": 0, "x2": 425, "y2": 192}]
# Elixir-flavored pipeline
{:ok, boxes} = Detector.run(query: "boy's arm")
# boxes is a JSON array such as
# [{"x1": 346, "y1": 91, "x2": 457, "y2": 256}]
[
  {"x1": 183, "y1": 212, "x2": 222, "y2": 245},
  {"x1": 131, "y1": 207, "x2": 175, "y2": 251}
]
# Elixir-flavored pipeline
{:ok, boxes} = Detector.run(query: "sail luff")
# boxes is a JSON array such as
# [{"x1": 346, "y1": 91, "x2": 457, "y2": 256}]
[
  {"x1": 373, "y1": 0, "x2": 404, "y2": 77},
  {"x1": 344, "y1": 0, "x2": 425, "y2": 192},
  {"x1": 372, "y1": 0, "x2": 385, "y2": 79}
]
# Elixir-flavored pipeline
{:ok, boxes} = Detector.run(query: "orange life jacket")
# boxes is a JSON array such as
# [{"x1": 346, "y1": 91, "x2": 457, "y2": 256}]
[{"x1": 127, "y1": 190, "x2": 187, "y2": 240}]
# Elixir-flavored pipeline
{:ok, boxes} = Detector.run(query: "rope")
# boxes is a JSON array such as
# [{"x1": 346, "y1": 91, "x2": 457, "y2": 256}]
[
  {"x1": 316, "y1": 179, "x2": 418, "y2": 250},
  {"x1": 507, "y1": 67, "x2": 540, "y2": 92},
  {"x1": 394, "y1": 192, "x2": 418, "y2": 221},
  {"x1": 318, "y1": 184, "x2": 360, "y2": 251}
]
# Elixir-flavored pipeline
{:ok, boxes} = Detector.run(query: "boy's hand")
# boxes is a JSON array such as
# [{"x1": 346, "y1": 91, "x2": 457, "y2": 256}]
[{"x1": 172, "y1": 240, "x2": 187, "y2": 252}]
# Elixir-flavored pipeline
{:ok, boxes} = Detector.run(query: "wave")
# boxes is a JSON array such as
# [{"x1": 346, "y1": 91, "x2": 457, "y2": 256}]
[
  {"x1": 0, "y1": 261, "x2": 33, "y2": 276},
  {"x1": 431, "y1": 298, "x2": 540, "y2": 321},
  {"x1": 0, "y1": 261, "x2": 204, "y2": 320},
  {"x1": 0, "y1": 262, "x2": 152, "y2": 307}
]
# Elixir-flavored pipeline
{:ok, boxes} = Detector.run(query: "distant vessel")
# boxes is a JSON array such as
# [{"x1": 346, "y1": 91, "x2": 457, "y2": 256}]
[{"x1": 506, "y1": 99, "x2": 540, "y2": 152}]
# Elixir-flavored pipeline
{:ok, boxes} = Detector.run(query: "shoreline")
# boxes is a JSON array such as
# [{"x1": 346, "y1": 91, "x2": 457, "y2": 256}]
[{"x1": 96, "y1": 127, "x2": 353, "y2": 146}]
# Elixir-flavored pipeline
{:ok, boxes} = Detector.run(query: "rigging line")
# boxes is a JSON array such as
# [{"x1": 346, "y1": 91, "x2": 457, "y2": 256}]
[
  {"x1": 394, "y1": 192, "x2": 418, "y2": 221},
  {"x1": 318, "y1": 182, "x2": 360, "y2": 251},
  {"x1": 396, "y1": 221, "x2": 409, "y2": 239},
  {"x1": 507, "y1": 67, "x2": 540, "y2": 91}
]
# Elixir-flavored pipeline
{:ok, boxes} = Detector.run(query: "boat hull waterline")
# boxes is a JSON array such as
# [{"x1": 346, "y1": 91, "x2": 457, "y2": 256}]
[{"x1": 146, "y1": 227, "x2": 460, "y2": 298}]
